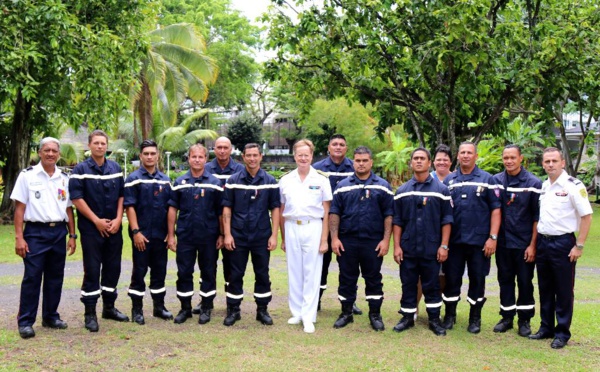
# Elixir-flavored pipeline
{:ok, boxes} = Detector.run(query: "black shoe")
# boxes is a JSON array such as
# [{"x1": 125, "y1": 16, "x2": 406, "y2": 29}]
[
  {"x1": 441, "y1": 316, "x2": 456, "y2": 330},
  {"x1": 333, "y1": 313, "x2": 354, "y2": 329},
  {"x1": 198, "y1": 309, "x2": 212, "y2": 325},
  {"x1": 84, "y1": 313, "x2": 99, "y2": 332},
  {"x1": 493, "y1": 318, "x2": 513, "y2": 333},
  {"x1": 102, "y1": 306, "x2": 130, "y2": 322},
  {"x1": 352, "y1": 303, "x2": 363, "y2": 315},
  {"x1": 153, "y1": 302, "x2": 174, "y2": 320},
  {"x1": 18, "y1": 326, "x2": 35, "y2": 339},
  {"x1": 467, "y1": 318, "x2": 481, "y2": 334},
  {"x1": 192, "y1": 302, "x2": 202, "y2": 315},
  {"x1": 132, "y1": 308, "x2": 145, "y2": 325},
  {"x1": 528, "y1": 330, "x2": 554, "y2": 340},
  {"x1": 42, "y1": 318, "x2": 68, "y2": 329},
  {"x1": 551, "y1": 337, "x2": 567, "y2": 349},
  {"x1": 173, "y1": 309, "x2": 192, "y2": 324},
  {"x1": 223, "y1": 307, "x2": 241, "y2": 326},
  {"x1": 518, "y1": 320, "x2": 531, "y2": 337},
  {"x1": 428, "y1": 318, "x2": 447, "y2": 336},
  {"x1": 317, "y1": 300, "x2": 321, "y2": 312},
  {"x1": 369, "y1": 313, "x2": 385, "y2": 331},
  {"x1": 256, "y1": 307, "x2": 273, "y2": 326},
  {"x1": 392, "y1": 317, "x2": 415, "y2": 333}
]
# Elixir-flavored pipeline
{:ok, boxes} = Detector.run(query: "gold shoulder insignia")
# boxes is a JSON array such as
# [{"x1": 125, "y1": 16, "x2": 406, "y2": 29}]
[
  {"x1": 580, "y1": 188, "x2": 588, "y2": 198},
  {"x1": 315, "y1": 169, "x2": 329, "y2": 178}
]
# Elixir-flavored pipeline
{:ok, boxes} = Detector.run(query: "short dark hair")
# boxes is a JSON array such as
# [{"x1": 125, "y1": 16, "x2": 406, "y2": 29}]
[
  {"x1": 543, "y1": 146, "x2": 563, "y2": 159},
  {"x1": 459, "y1": 141, "x2": 477, "y2": 154},
  {"x1": 88, "y1": 129, "x2": 109, "y2": 144},
  {"x1": 503, "y1": 144, "x2": 521, "y2": 155},
  {"x1": 411, "y1": 147, "x2": 431, "y2": 160},
  {"x1": 353, "y1": 146, "x2": 372, "y2": 158},
  {"x1": 433, "y1": 144, "x2": 452, "y2": 160},
  {"x1": 243, "y1": 143, "x2": 261, "y2": 154},
  {"x1": 329, "y1": 134, "x2": 346, "y2": 143},
  {"x1": 140, "y1": 139, "x2": 158, "y2": 152}
]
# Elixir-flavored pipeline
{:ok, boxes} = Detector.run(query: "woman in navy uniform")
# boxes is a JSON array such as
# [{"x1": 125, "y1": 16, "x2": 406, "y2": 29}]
[
  {"x1": 393, "y1": 148, "x2": 453, "y2": 336},
  {"x1": 11, "y1": 137, "x2": 77, "y2": 339},
  {"x1": 442, "y1": 141, "x2": 501, "y2": 334},
  {"x1": 167, "y1": 144, "x2": 223, "y2": 325},
  {"x1": 69, "y1": 130, "x2": 128, "y2": 332},
  {"x1": 329, "y1": 146, "x2": 394, "y2": 331},
  {"x1": 222, "y1": 143, "x2": 280, "y2": 327},
  {"x1": 124, "y1": 140, "x2": 173, "y2": 324},
  {"x1": 492, "y1": 145, "x2": 542, "y2": 336}
]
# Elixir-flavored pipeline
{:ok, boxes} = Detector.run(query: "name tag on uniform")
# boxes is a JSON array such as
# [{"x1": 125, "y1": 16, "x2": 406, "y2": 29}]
[
  {"x1": 461, "y1": 194, "x2": 467, "y2": 199},
  {"x1": 309, "y1": 186, "x2": 321, "y2": 190},
  {"x1": 555, "y1": 191, "x2": 568, "y2": 197}
]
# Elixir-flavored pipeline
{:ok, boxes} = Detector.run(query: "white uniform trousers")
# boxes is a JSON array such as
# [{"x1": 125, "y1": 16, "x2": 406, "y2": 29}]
[{"x1": 285, "y1": 219, "x2": 324, "y2": 323}]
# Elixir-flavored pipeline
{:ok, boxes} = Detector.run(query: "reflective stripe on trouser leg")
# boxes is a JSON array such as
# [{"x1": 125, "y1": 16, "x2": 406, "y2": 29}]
[{"x1": 175, "y1": 242, "x2": 199, "y2": 300}]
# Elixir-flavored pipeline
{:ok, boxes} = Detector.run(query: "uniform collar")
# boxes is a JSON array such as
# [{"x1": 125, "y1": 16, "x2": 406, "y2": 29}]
[
  {"x1": 349, "y1": 171, "x2": 377, "y2": 184},
  {"x1": 33, "y1": 162, "x2": 61, "y2": 179},
  {"x1": 323, "y1": 156, "x2": 352, "y2": 168},
  {"x1": 210, "y1": 158, "x2": 236, "y2": 173},
  {"x1": 409, "y1": 174, "x2": 433, "y2": 186},
  {"x1": 242, "y1": 168, "x2": 265, "y2": 184},
  {"x1": 139, "y1": 166, "x2": 158, "y2": 178},
  {"x1": 457, "y1": 165, "x2": 481, "y2": 179},
  {"x1": 185, "y1": 170, "x2": 208, "y2": 182},
  {"x1": 552, "y1": 170, "x2": 570, "y2": 187},
  {"x1": 85, "y1": 156, "x2": 108, "y2": 173}
]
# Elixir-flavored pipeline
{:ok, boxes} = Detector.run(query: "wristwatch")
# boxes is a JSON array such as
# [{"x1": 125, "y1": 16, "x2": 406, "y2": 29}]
[
  {"x1": 69, "y1": 234, "x2": 78, "y2": 239},
  {"x1": 440, "y1": 245, "x2": 449, "y2": 251},
  {"x1": 489, "y1": 234, "x2": 497, "y2": 241},
  {"x1": 132, "y1": 229, "x2": 140, "y2": 235},
  {"x1": 576, "y1": 243, "x2": 584, "y2": 250}
]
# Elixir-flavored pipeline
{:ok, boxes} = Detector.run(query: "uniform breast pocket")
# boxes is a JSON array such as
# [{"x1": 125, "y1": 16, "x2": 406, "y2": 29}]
[{"x1": 29, "y1": 185, "x2": 47, "y2": 203}]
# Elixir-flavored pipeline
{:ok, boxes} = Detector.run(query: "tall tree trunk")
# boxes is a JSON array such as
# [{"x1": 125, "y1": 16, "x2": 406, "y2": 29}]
[
  {"x1": 0, "y1": 89, "x2": 34, "y2": 217},
  {"x1": 133, "y1": 101, "x2": 139, "y2": 150},
  {"x1": 138, "y1": 79, "x2": 153, "y2": 141}
]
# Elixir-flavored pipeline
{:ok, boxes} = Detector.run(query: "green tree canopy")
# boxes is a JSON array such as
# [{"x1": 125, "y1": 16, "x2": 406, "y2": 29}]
[{"x1": 227, "y1": 114, "x2": 263, "y2": 151}]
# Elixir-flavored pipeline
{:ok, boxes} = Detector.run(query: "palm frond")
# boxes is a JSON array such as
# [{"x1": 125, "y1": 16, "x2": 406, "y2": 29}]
[{"x1": 150, "y1": 23, "x2": 206, "y2": 52}]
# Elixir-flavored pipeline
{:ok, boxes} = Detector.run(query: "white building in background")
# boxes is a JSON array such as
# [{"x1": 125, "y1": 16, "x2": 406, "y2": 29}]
[{"x1": 559, "y1": 113, "x2": 599, "y2": 156}]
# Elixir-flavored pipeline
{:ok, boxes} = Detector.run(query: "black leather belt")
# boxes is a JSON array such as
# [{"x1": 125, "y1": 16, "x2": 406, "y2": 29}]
[
  {"x1": 26, "y1": 221, "x2": 66, "y2": 227},
  {"x1": 540, "y1": 233, "x2": 573, "y2": 241}
]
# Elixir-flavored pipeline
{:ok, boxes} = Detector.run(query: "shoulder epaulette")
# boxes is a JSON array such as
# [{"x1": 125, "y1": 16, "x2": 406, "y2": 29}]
[
  {"x1": 315, "y1": 169, "x2": 329, "y2": 178},
  {"x1": 22, "y1": 166, "x2": 33, "y2": 173},
  {"x1": 568, "y1": 177, "x2": 582, "y2": 185}
]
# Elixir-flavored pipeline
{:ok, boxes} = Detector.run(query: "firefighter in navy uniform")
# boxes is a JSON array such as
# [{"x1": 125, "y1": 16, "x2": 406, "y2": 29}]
[
  {"x1": 11, "y1": 137, "x2": 77, "y2": 339},
  {"x1": 70, "y1": 130, "x2": 128, "y2": 332},
  {"x1": 124, "y1": 140, "x2": 173, "y2": 325},
  {"x1": 329, "y1": 146, "x2": 394, "y2": 331},
  {"x1": 312, "y1": 134, "x2": 362, "y2": 315},
  {"x1": 222, "y1": 143, "x2": 280, "y2": 327},
  {"x1": 192, "y1": 136, "x2": 244, "y2": 315},
  {"x1": 167, "y1": 144, "x2": 224, "y2": 325},
  {"x1": 442, "y1": 141, "x2": 501, "y2": 334},
  {"x1": 392, "y1": 148, "x2": 453, "y2": 336},
  {"x1": 529, "y1": 147, "x2": 592, "y2": 349},
  {"x1": 492, "y1": 145, "x2": 542, "y2": 337}
]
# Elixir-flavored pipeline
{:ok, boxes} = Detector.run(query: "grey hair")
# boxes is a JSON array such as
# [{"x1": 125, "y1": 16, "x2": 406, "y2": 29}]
[{"x1": 39, "y1": 137, "x2": 60, "y2": 149}]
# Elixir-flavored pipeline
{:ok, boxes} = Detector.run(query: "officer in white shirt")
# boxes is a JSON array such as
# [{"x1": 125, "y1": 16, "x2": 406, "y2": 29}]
[
  {"x1": 529, "y1": 147, "x2": 593, "y2": 349},
  {"x1": 11, "y1": 137, "x2": 77, "y2": 339},
  {"x1": 280, "y1": 139, "x2": 332, "y2": 333}
]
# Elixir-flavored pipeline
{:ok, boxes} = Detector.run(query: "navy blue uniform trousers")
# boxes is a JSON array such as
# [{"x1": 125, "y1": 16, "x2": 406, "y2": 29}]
[
  {"x1": 80, "y1": 230, "x2": 123, "y2": 306},
  {"x1": 400, "y1": 257, "x2": 442, "y2": 319},
  {"x1": 18, "y1": 223, "x2": 67, "y2": 326},
  {"x1": 129, "y1": 238, "x2": 169, "y2": 300},
  {"x1": 443, "y1": 244, "x2": 490, "y2": 308},
  {"x1": 496, "y1": 247, "x2": 535, "y2": 320},
  {"x1": 337, "y1": 238, "x2": 383, "y2": 309},
  {"x1": 176, "y1": 238, "x2": 218, "y2": 304},
  {"x1": 225, "y1": 242, "x2": 272, "y2": 306},
  {"x1": 536, "y1": 233, "x2": 576, "y2": 341}
]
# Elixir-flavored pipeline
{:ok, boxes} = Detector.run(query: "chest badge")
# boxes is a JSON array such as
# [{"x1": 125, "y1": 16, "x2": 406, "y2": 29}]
[
  {"x1": 57, "y1": 188, "x2": 66, "y2": 201},
  {"x1": 35, "y1": 191, "x2": 41, "y2": 199}
]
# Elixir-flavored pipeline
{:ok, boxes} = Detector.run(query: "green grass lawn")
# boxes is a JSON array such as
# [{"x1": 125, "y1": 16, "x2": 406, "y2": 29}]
[{"x1": 0, "y1": 203, "x2": 599, "y2": 371}]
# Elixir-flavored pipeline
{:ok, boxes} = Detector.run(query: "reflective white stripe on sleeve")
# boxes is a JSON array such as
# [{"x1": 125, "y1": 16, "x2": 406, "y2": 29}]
[
  {"x1": 177, "y1": 291, "x2": 194, "y2": 297},
  {"x1": 254, "y1": 292, "x2": 272, "y2": 298},
  {"x1": 149, "y1": 287, "x2": 166, "y2": 294},
  {"x1": 171, "y1": 183, "x2": 223, "y2": 192},
  {"x1": 365, "y1": 185, "x2": 394, "y2": 195},
  {"x1": 101, "y1": 286, "x2": 116, "y2": 293},
  {"x1": 199, "y1": 290, "x2": 217, "y2": 297},
  {"x1": 322, "y1": 171, "x2": 353, "y2": 177},
  {"x1": 506, "y1": 187, "x2": 542, "y2": 194},
  {"x1": 394, "y1": 191, "x2": 452, "y2": 201},
  {"x1": 226, "y1": 292, "x2": 244, "y2": 299},
  {"x1": 225, "y1": 183, "x2": 279, "y2": 190},
  {"x1": 124, "y1": 179, "x2": 171, "y2": 188},
  {"x1": 81, "y1": 289, "x2": 102, "y2": 297},
  {"x1": 128, "y1": 289, "x2": 145, "y2": 297},
  {"x1": 333, "y1": 184, "x2": 393, "y2": 196},
  {"x1": 442, "y1": 294, "x2": 460, "y2": 302},
  {"x1": 71, "y1": 173, "x2": 123, "y2": 180},
  {"x1": 212, "y1": 174, "x2": 231, "y2": 180}
]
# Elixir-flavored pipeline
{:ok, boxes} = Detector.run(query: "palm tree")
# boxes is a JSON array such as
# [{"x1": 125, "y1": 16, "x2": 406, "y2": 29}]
[
  {"x1": 133, "y1": 23, "x2": 219, "y2": 142},
  {"x1": 157, "y1": 109, "x2": 217, "y2": 153}
]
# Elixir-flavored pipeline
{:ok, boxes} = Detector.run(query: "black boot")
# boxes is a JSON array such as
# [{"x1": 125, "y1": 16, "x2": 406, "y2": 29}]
[
  {"x1": 428, "y1": 318, "x2": 447, "y2": 336},
  {"x1": 442, "y1": 302, "x2": 457, "y2": 330},
  {"x1": 352, "y1": 303, "x2": 363, "y2": 315},
  {"x1": 153, "y1": 299, "x2": 173, "y2": 320},
  {"x1": 518, "y1": 319, "x2": 532, "y2": 337},
  {"x1": 84, "y1": 305, "x2": 99, "y2": 332},
  {"x1": 173, "y1": 300, "x2": 192, "y2": 324},
  {"x1": 223, "y1": 304, "x2": 241, "y2": 326},
  {"x1": 102, "y1": 303, "x2": 130, "y2": 322},
  {"x1": 493, "y1": 317, "x2": 513, "y2": 333},
  {"x1": 198, "y1": 302, "x2": 213, "y2": 325},
  {"x1": 392, "y1": 316, "x2": 415, "y2": 333},
  {"x1": 333, "y1": 303, "x2": 354, "y2": 329},
  {"x1": 317, "y1": 288, "x2": 325, "y2": 311},
  {"x1": 131, "y1": 298, "x2": 145, "y2": 325},
  {"x1": 467, "y1": 304, "x2": 483, "y2": 334},
  {"x1": 369, "y1": 313, "x2": 385, "y2": 331},
  {"x1": 256, "y1": 305, "x2": 273, "y2": 325},
  {"x1": 192, "y1": 301, "x2": 202, "y2": 315}
]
